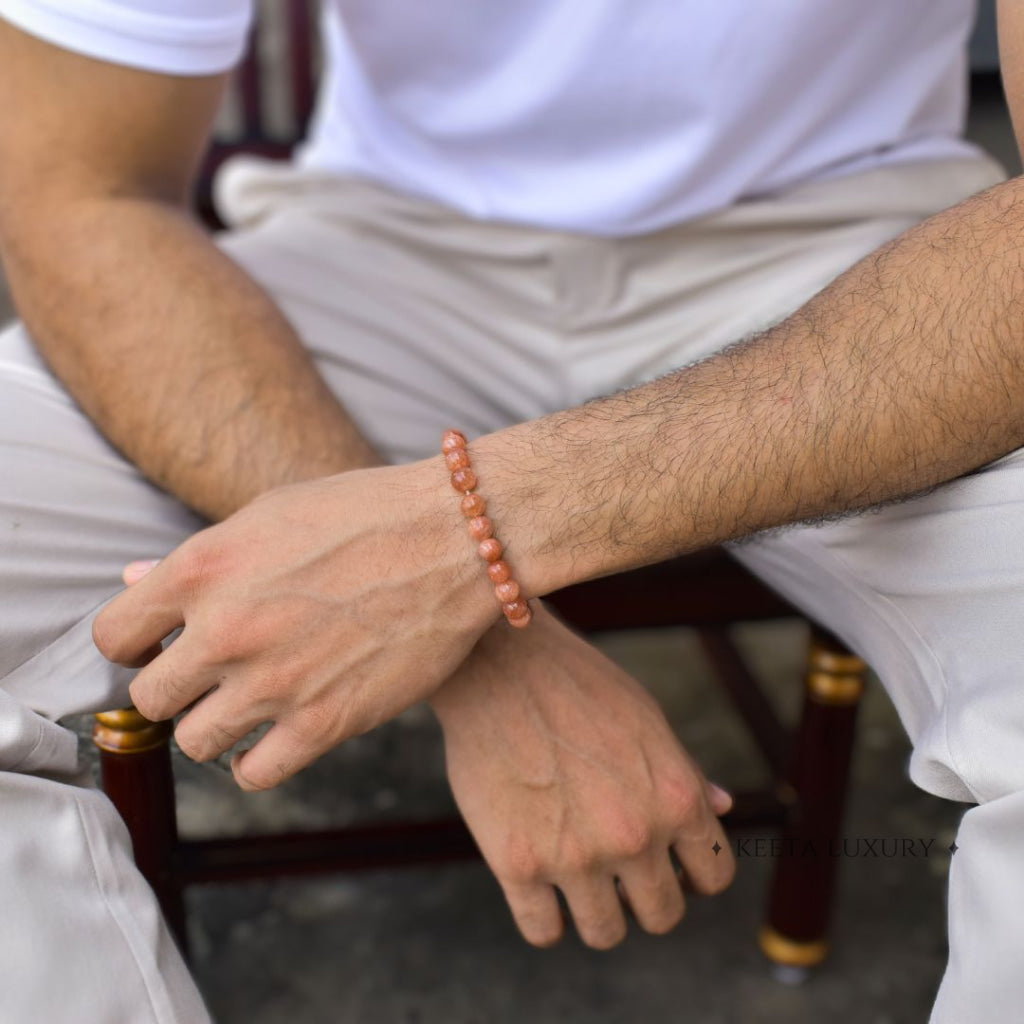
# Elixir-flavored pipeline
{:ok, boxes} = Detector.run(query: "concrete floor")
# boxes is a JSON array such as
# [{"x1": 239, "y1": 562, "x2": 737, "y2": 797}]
[{"x1": 3, "y1": 73, "x2": 1019, "y2": 1024}]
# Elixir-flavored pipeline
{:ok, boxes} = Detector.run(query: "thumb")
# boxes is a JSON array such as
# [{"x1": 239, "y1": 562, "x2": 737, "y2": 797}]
[{"x1": 123, "y1": 559, "x2": 160, "y2": 586}]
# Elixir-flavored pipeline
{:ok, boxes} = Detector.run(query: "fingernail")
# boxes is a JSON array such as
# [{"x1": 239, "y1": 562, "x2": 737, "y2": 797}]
[
  {"x1": 123, "y1": 559, "x2": 160, "y2": 585},
  {"x1": 707, "y1": 782, "x2": 734, "y2": 813}
]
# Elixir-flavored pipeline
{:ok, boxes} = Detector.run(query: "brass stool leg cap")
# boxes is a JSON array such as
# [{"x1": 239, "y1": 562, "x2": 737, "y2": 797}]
[{"x1": 758, "y1": 925, "x2": 829, "y2": 968}]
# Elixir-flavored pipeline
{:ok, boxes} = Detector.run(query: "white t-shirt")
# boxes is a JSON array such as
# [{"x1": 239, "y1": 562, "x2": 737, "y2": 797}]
[{"x1": 0, "y1": 0, "x2": 980, "y2": 236}]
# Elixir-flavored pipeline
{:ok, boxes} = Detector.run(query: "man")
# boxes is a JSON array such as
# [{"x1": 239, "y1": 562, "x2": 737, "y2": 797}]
[{"x1": 0, "y1": 0, "x2": 1017, "y2": 1020}]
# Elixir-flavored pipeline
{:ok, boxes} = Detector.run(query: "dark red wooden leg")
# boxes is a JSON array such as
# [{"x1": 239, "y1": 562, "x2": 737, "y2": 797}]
[
  {"x1": 760, "y1": 630, "x2": 866, "y2": 969},
  {"x1": 93, "y1": 709, "x2": 189, "y2": 955}
]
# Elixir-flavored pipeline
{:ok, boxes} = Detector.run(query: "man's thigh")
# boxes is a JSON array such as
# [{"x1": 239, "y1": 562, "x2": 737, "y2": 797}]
[
  {"x1": 732, "y1": 449, "x2": 1024, "y2": 805},
  {"x1": 567, "y1": 155, "x2": 1007, "y2": 404},
  {"x1": 732, "y1": 448, "x2": 1024, "y2": 1024},
  {"x1": 0, "y1": 770, "x2": 210, "y2": 1023},
  {"x1": 0, "y1": 325, "x2": 203, "y2": 708},
  {"x1": 0, "y1": 328, "x2": 212, "y2": 1019}
]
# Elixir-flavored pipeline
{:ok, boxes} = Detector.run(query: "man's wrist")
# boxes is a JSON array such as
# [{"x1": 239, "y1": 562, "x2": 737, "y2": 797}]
[
  {"x1": 429, "y1": 396, "x2": 687, "y2": 604},
  {"x1": 463, "y1": 426, "x2": 579, "y2": 599},
  {"x1": 403, "y1": 456, "x2": 506, "y2": 640},
  {"x1": 428, "y1": 601, "x2": 559, "y2": 724}
]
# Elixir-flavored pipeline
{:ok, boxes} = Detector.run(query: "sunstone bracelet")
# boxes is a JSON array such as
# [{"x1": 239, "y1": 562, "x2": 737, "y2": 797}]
[{"x1": 442, "y1": 429, "x2": 532, "y2": 629}]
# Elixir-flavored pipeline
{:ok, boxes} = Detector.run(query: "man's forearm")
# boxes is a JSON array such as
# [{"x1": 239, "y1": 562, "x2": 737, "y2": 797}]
[
  {"x1": 474, "y1": 175, "x2": 1024, "y2": 594},
  {"x1": 2, "y1": 197, "x2": 377, "y2": 520}
]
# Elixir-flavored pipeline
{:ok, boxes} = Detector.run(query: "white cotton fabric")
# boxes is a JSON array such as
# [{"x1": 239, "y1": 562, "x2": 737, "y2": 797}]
[
  {"x1": 0, "y1": 0, "x2": 981, "y2": 234},
  {"x1": 0, "y1": 0, "x2": 253, "y2": 74}
]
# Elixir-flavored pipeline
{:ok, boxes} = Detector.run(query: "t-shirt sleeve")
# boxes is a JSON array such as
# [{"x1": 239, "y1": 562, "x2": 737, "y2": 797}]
[{"x1": 0, "y1": 0, "x2": 254, "y2": 76}]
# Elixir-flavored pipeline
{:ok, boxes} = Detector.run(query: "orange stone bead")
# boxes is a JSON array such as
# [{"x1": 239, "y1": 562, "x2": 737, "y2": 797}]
[
  {"x1": 468, "y1": 516, "x2": 493, "y2": 540},
  {"x1": 451, "y1": 467, "x2": 478, "y2": 492},
  {"x1": 461, "y1": 493, "x2": 486, "y2": 517},
  {"x1": 487, "y1": 560, "x2": 511, "y2": 584},
  {"x1": 503, "y1": 599, "x2": 530, "y2": 620},
  {"x1": 506, "y1": 608, "x2": 533, "y2": 629},
  {"x1": 478, "y1": 538, "x2": 503, "y2": 562},
  {"x1": 442, "y1": 430, "x2": 467, "y2": 454},
  {"x1": 445, "y1": 448, "x2": 471, "y2": 471},
  {"x1": 495, "y1": 580, "x2": 520, "y2": 603}
]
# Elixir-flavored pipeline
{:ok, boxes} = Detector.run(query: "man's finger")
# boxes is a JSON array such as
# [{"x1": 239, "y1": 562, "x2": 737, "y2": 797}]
[
  {"x1": 230, "y1": 719, "x2": 329, "y2": 792},
  {"x1": 93, "y1": 558, "x2": 185, "y2": 666},
  {"x1": 501, "y1": 881, "x2": 565, "y2": 948},
  {"x1": 127, "y1": 637, "x2": 217, "y2": 722},
  {"x1": 558, "y1": 875, "x2": 628, "y2": 950},
  {"x1": 674, "y1": 815, "x2": 735, "y2": 896},
  {"x1": 173, "y1": 688, "x2": 264, "y2": 764},
  {"x1": 616, "y1": 849, "x2": 686, "y2": 935}
]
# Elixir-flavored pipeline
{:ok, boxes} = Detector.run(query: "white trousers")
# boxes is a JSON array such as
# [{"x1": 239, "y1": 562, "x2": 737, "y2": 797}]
[{"x1": 0, "y1": 152, "x2": 1012, "y2": 1021}]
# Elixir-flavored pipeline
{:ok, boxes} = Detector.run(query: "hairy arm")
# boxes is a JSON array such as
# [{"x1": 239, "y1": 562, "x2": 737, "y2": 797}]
[
  {"x1": 478, "y1": 176, "x2": 1024, "y2": 594},
  {"x1": 0, "y1": 21, "x2": 376, "y2": 521},
  {"x1": 466, "y1": 1, "x2": 1024, "y2": 592}
]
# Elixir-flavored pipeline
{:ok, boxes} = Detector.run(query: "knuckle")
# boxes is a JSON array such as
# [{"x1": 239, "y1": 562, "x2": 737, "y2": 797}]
[
  {"x1": 169, "y1": 536, "x2": 232, "y2": 604},
  {"x1": 300, "y1": 700, "x2": 342, "y2": 740},
  {"x1": 196, "y1": 613, "x2": 248, "y2": 663},
  {"x1": 283, "y1": 706, "x2": 342, "y2": 764},
  {"x1": 163, "y1": 668, "x2": 198, "y2": 706},
  {"x1": 168, "y1": 544, "x2": 208, "y2": 592},
  {"x1": 209, "y1": 720, "x2": 247, "y2": 752},
  {"x1": 557, "y1": 840, "x2": 593, "y2": 876},
  {"x1": 605, "y1": 815, "x2": 654, "y2": 860},
  {"x1": 499, "y1": 842, "x2": 545, "y2": 886},
  {"x1": 237, "y1": 672, "x2": 283, "y2": 714},
  {"x1": 663, "y1": 776, "x2": 701, "y2": 824},
  {"x1": 338, "y1": 706, "x2": 378, "y2": 741}
]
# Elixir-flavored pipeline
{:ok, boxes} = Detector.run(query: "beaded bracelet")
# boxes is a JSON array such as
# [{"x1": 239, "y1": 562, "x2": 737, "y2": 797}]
[{"x1": 442, "y1": 429, "x2": 532, "y2": 629}]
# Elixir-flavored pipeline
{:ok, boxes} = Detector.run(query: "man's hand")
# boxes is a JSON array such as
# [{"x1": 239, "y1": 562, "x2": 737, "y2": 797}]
[
  {"x1": 93, "y1": 460, "x2": 499, "y2": 791},
  {"x1": 430, "y1": 605, "x2": 735, "y2": 950}
]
